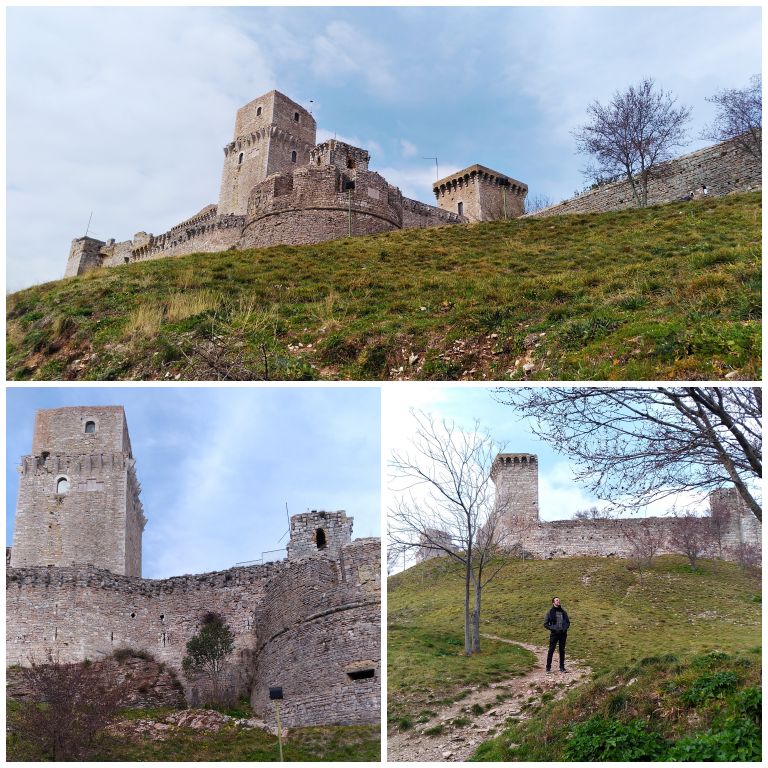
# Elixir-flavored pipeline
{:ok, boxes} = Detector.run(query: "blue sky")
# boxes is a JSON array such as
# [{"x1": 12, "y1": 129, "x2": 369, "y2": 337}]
[
  {"x1": 6, "y1": 386, "x2": 381, "y2": 579},
  {"x1": 6, "y1": 5, "x2": 761, "y2": 291},
  {"x1": 382, "y1": 384, "x2": 715, "y2": 531}
]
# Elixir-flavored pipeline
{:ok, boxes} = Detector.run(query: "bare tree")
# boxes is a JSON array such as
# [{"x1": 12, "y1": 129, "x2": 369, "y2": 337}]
[
  {"x1": 623, "y1": 518, "x2": 667, "y2": 585},
  {"x1": 708, "y1": 502, "x2": 732, "y2": 560},
  {"x1": 572, "y1": 78, "x2": 691, "y2": 207},
  {"x1": 9, "y1": 651, "x2": 125, "y2": 760},
  {"x1": 702, "y1": 75, "x2": 761, "y2": 160},
  {"x1": 573, "y1": 505, "x2": 614, "y2": 521},
  {"x1": 495, "y1": 387, "x2": 762, "y2": 521},
  {"x1": 668, "y1": 513, "x2": 715, "y2": 569},
  {"x1": 524, "y1": 193, "x2": 553, "y2": 215},
  {"x1": 388, "y1": 410, "x2": 513, "y2": 655},
  {"x1": 728, "y1": 540, "x2": 761, "y2": 574}
]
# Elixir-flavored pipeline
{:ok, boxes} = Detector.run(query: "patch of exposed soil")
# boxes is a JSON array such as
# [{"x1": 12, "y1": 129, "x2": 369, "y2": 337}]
[{"x1": 387, "y1": 636, "x2": 590, "y2": 762}]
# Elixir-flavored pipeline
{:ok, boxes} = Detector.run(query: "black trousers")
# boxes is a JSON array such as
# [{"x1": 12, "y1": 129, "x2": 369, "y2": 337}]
[{"x1": 546, "y1": 631, "x2": 567, "y2": 670}]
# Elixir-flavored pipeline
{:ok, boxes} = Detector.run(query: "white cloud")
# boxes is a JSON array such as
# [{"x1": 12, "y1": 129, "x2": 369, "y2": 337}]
[
  {"x1": 309, "y1": 20, "x2": 397, "y2": 96},
  {"x1": 374, "y1": 163, "x2": 460, "y2": 204},
  {"x1": 317, "y1": 128, "x2": 382, "y2": 157},
  {"x1": 7, "y1": 7, "x2": 275, "y2": 291},
  {"x1": 400, "y1": 139, "x2": 418, "y2": 158}
]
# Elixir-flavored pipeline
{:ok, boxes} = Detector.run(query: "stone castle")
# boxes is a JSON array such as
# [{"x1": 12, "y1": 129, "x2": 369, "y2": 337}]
[
  {"x1": 7, "y1": 406, "x2": 380, "y2": 729},
  {"x1": 65, "y1": 90, "x2": 527, "y2": 277},
  {"x1": 490, "y1": 453, "x2": 761, "y2": 560},
  {"x1": 418, "y1": 453, "x2": 761, "y2": 562}
]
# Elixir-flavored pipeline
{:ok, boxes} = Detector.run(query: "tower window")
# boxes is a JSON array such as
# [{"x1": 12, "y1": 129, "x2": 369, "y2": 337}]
[
  {"x1": 457, "y1": 202, "x2": 464, "y2": 216},
  {"x1": 238, "y1": 152, "x2": 244, "y2": 165},
  {"x1": 316, "y1": 528, "x2": 327, "y2": 550},
  {"x1": 291, "y1": 150, "x2": 297, "y2": 163},
  {"x1": 256, "y1": 106, "x2": 262, "y2": 116},
  {"x1": 56, "y1": 477, "x2": 70, "y2": 495},
  {"x1": 294, "y1": 112, "x2": 300, "y2": 122},
  {"x1": 84, "y1": 421, "x2": 96, "y2": 433}
]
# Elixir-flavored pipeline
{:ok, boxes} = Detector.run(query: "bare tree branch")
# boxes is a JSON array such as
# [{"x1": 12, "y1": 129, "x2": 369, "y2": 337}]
[
  {"x1": 388, "y1": 410, "x2": 514, "y2": 655},
  {"x1": 701, "y1": 75, "x2": 761, "y2": 160},
  {"x1": 494, "y1": 387, "x2": 761, "y2": 521},
  {"x1": 572, "y1": 78, "x2": 691, "y2": 206}
]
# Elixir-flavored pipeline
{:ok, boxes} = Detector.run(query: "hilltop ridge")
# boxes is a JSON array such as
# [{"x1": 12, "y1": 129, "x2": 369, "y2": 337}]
[{"x1": 7, "y1": 192, "x2": 761, "y2": 381}]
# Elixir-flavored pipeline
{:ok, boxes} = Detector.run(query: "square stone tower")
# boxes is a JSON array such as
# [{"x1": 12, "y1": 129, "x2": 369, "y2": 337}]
[
  {"x1": 11, "y1": 406, "x2": 146, "y2": 577},
  {"x1": 490, "y1": 453, "x2": 540, "y2": 528},
  {"x1": 287, "y1": 510, "x2": 353, "y2": 560},
  {"x1": 218, "y1": 90, "x2": 317, "y2": 215},
  {"x1": 433, "y1": 165, "x2": 527, "y2": 222}
]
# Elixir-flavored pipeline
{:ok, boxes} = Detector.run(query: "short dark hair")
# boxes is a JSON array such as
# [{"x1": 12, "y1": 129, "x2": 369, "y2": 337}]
[{"x1": 552, "y1": 596, "x2": 559, "y2": 603}]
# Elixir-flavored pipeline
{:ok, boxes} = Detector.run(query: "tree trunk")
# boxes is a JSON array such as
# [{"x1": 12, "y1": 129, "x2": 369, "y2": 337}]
[
  {"x1": 471, "y1": 581, "x2": 482, "y2": 654},
  {"x1": 463, "y1": 557, "x2": 472, "y2": 656}
]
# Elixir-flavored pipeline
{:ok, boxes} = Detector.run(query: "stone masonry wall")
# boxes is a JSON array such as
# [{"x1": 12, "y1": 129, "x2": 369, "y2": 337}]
[
  {"x1": 530, "y1": 137, "x2": 761, "y2": 218},
  {"x1": 287, "y1": 510, "x2": 353, "y2": 560},
  {"x1": 251, "y1": 538, "x2": 381, "y2": 728},
  {"x1": 6, "y1": 541, "x2": 381, "y2": 728},
  {"x1": 434, "y1": 165, "x2": 527, "y2": 222},
  {"x1": 218, "y1": 91, "x2": 317, "y2": 216}
]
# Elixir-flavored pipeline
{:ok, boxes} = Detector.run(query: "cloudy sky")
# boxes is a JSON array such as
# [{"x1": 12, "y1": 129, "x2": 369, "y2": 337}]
[
  {"x1": 6, "y1": 5, "x2": 761, "y2": 291},
  {"x1": 382, "y1": 384, "x2": 717, "y2": 553},
  {"x1": 6, "y1": 386, "x2": 381, "y2": 579}
]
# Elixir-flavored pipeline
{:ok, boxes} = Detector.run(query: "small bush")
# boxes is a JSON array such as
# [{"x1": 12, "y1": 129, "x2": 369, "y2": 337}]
[
  {"x1": 564, "y1": 717, "x2": 666, "y2": 761},
  {"x1": 682, "y1": 671, "x2": 739, "y2": 705},
  {"x1": 424, "y1": 724, "x2": 444, "y2": 736},
  {"x1": 113, "y1": 647, "x2": 155, "y2": 663}
]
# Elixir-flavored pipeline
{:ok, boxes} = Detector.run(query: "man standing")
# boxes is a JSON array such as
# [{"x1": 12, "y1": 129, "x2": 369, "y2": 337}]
[{"x1": 544, "y1": 596, "x2": 570, "y2": 673}]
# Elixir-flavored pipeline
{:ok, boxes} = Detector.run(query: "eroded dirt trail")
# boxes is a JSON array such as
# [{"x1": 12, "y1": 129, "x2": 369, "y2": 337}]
[{"x1": 387, "y1": 635, "x2": 591, "y2": 762}]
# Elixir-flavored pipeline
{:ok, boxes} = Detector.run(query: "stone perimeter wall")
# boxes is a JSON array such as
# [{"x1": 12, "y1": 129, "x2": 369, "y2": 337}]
[
  {"x1": 6, "y1": 538, "x2": 381, "y2": 727},
  {"x1": 513, "y1": 489, "x2": 761, "y2": 560},
  {"x1": 529, "y1": 137, "x2": 761, "y2": 218}
]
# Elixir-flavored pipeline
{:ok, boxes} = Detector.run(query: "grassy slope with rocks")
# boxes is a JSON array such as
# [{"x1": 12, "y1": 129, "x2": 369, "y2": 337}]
[
  {"x1": 388, "y1": 555, "x2": 761, "y2": 760},
  {"x1": 7, "y1": 192, "x2": 761, "y2": 381},
  {"x1": 6, "y1": 700, "x2": 380, "y2": 762}
]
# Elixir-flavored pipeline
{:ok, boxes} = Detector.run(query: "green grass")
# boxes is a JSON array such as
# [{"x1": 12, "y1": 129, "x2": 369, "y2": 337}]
[
  {"x1": 6, "y1": 703, "x2": 380, "y2": 762},
  {"x1": 470, "y1": 652, "x2": 761, "y2": 761},
  {"x1": 7, "y1": 192, "x2": 761, "y2": 380},
  {"x1": 387, "y1": 554, "x2": 761, "y2": 746}
]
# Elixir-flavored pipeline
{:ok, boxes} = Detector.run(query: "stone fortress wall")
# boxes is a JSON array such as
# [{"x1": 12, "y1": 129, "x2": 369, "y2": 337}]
[
  {"x1": 528, "y1": 137, "x2": 761, "y2": 218},
  {"x1": 491, "y1": 453, "x2": 761, "y2": 560},
  {"x1": 6, "y1": 406, "x2": 381, "y2": 729},
  {"x1": 65, "y1": 90, "x2": 502, "y2": 277},
  {"x1": 64, "y1": 91, "x2": 760, "y2": 279}
]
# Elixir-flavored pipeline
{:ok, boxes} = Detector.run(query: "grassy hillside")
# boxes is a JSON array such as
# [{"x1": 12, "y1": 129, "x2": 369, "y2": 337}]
[
  {"x1": 388, "y1": 555, "x2": 761, "y2": 759},
  {"x1": 7, "y1": 192, "x2": 761, "y2": 380},
  {"x1": 7, "y1": 702, "x2": 380, "y2": 762}
]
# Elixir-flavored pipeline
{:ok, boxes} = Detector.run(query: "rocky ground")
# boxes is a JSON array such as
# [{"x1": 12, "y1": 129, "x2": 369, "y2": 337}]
[
  {"x1": 107, "y1": 708, "x2": 273, "y2": 741},
  {"x1": 387, "y1": 636, "x2": 591, "y2": 762}
]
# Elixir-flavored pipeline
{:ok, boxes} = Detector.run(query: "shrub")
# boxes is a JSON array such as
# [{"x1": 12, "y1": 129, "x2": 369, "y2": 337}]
[
  {"x1": 682, "y1": 671, "x2": 739, "y2": 705},
  {"x1": 564, "y1": 717, "x2": 666, "y2": 761}
]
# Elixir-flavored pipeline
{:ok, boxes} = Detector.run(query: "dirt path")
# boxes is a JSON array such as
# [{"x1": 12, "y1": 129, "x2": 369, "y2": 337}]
[{"x1": 387, "y1": 635, "x2": 591, "y2": 762}]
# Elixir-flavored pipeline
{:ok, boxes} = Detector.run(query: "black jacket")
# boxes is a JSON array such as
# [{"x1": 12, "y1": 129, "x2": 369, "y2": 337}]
[{"x1": 544, "y1": 606, "x2": 570, "y2": 633}]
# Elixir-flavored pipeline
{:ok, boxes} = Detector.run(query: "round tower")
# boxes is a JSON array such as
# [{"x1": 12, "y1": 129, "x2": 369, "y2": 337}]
[{"x1": 218, "y1": 90, "x2": 317, "y2": 216}]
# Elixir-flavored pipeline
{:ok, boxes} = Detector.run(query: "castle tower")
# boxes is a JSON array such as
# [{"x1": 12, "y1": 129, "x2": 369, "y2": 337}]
[
  {"x1": 218, "y1": 90, "x2": 317, "y2": 215},
  {"x1": 490, "y1": 453, "x2": 540, "y2": 529},
  {"x1": 11, "y1": 406, "x2": 146, "y2": 577},
  {"x1": 433, "y1": 165, "x2": 528, "y2": 222},
  {"x1": 287, "y1": 510, "x2": 353, "y2": 560}
]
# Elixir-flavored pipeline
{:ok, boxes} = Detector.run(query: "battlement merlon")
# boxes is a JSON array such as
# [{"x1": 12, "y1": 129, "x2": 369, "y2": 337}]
[
  {"x1": 433, "y1": 164, "x2": 528, "y2": 197},
  {"x1": 490, "y1": 453, "x2": 538, "y2": 481}
]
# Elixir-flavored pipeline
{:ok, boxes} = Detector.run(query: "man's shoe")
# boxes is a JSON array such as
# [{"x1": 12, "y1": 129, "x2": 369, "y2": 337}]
[
  {"x1": 559, "y1": 668, "x2": 569, "y2": 673},
  {"x1": 545, "y1": 668, "x2": 552, "y2": 674}
]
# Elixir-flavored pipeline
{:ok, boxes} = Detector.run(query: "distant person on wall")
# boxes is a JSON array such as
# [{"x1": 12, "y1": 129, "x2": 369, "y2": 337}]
[
  {"x1": 702, "y1": 184, "x2": 709, "y2": 196},
  {"x1": 544, "y1": 596, "x2": 570, "y2": 673}
]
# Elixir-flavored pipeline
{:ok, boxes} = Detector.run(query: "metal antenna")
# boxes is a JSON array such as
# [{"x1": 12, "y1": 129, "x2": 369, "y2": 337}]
[
  {"x1": 423, "y1": 157, "x2": 439, "y2": 180},
  {"x1": 84, "y1": 211, "x2": 93, "y2": 238}
]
